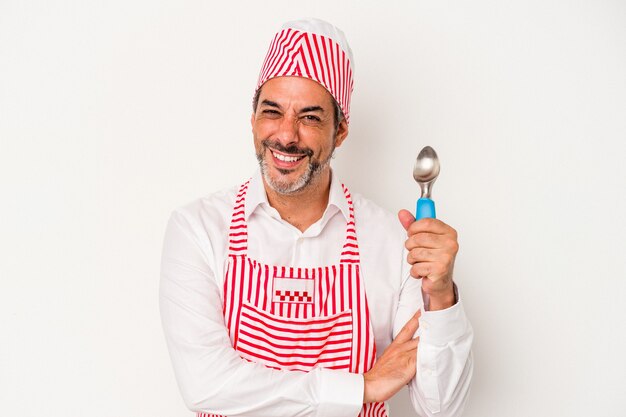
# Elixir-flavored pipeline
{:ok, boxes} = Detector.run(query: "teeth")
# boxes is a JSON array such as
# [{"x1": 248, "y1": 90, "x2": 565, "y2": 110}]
[{"x1": 273, "y1": 151, "x2": 303, "y2": 162}]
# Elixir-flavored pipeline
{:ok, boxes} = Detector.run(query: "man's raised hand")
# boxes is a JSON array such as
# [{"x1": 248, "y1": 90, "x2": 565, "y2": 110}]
[{"x1": 398, "y1": 209, "x2": 458, "y2": 311}]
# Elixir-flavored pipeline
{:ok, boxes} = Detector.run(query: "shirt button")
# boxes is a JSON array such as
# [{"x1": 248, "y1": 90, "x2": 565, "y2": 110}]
[
  {"x1": 421, "y1": 321, "x2": 430, "y2": 330},
  {"x1": 423, "y1": 369, "x2": 433, "y2": 377}
]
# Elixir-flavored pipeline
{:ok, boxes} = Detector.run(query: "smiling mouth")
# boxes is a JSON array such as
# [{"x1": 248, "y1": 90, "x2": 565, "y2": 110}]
[{"x1": 271, "y1": 150, "x2": 307, "y2": 163}]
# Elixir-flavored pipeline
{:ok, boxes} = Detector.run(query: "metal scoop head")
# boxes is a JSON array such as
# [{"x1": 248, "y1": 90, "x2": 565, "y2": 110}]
[{"x1": 413, "y1": 146, "x2": 440, "y2": 199}]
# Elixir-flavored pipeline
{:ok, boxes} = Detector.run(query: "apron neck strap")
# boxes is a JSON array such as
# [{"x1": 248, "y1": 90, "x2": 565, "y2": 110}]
[
  {"x1": 338, "y1": 184, "x2": 360, "y2": 264},
  {"x1": 226, "y1": 181, "x2": 250, "y2": 255}
]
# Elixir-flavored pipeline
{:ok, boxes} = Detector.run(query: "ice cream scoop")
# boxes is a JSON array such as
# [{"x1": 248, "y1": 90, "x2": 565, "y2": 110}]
[{"x1": 413, "y1": 146, "x2": 440, "y2": 219}]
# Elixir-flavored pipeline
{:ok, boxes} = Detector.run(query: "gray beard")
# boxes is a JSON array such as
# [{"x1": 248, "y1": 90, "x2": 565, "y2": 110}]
[{"x1": 256, "y1": 150, "x2": 333, "y2": 195}]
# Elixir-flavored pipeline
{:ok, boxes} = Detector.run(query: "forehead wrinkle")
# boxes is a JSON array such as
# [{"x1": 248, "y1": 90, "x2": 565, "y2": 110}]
[
  {"x1": 259, "y1": 87, "x2": 333, "y2": 118},
  {"x1": 259, "y1": 77, "x2": 335, "y2": 114}
]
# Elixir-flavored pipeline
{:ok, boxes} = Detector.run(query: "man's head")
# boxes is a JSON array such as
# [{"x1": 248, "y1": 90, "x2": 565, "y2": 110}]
[{"x1": 251, "y1": 18, "x2": 354, "y2": 195}]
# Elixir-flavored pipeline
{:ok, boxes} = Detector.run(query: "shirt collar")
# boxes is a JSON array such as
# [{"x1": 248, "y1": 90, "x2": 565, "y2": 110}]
[{"x1": 245, "y1": 169, "x2": 351, "y2": 223}]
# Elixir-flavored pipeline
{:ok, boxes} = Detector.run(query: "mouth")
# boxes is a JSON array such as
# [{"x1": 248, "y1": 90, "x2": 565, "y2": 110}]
[{"x1": 268, "y1": 148, "x2": 308, "y2": 170}]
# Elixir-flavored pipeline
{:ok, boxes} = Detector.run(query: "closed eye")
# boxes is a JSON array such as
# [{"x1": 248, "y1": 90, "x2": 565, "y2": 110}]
[{"x1": 261, "y1": 109, "x2": 282, "y2": 118}]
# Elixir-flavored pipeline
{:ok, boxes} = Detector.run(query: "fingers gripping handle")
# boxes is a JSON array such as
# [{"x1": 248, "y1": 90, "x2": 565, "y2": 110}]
[{"x1": 416, "y1": 198, "x2": 436, "y2": 220}]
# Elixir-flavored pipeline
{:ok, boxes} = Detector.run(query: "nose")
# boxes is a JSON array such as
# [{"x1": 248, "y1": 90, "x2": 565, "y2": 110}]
[{"x1": 273, "y1": 114, "x2": 299, "y2": 147}]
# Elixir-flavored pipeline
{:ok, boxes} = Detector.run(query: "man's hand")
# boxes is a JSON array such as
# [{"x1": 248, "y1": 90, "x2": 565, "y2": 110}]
[
  {"x1": 398, "y1": 209, "x2": 458, "y2": 311},
  {"x1": 363, "y1": 310, "x2": 421, "y2": 403}
]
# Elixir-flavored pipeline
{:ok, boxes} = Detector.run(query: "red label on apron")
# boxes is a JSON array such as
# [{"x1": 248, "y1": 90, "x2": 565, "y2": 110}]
[{"x1": 272, "y1": 277, "x2": 315, "y2": 303}]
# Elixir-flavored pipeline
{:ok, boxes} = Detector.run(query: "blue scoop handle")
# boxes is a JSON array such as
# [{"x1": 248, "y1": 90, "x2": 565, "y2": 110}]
[{"x1": 416, "y1": 198, "x2": 436, "y2": 220}]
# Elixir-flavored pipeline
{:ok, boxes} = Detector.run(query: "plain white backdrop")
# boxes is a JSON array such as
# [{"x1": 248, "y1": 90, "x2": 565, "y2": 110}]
[{"x1": 1, "y1": 1, "x2": 625, "y2": 416}]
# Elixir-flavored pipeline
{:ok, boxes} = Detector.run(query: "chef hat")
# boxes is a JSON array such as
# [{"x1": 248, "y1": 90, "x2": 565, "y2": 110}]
[{"x1": 255, "y1": 18, "x2": 355, "y2": 124}]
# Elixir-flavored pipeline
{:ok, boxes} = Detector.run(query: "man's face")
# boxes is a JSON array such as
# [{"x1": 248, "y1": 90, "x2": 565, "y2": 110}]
[{"x1": 251, "y1": 76, "x2": 348, "y2": 195}]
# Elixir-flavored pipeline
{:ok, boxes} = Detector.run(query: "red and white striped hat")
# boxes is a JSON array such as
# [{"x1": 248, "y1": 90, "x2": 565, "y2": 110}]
[{"x1": 255, "y1": 18, "x2": 355, "y2": 124}]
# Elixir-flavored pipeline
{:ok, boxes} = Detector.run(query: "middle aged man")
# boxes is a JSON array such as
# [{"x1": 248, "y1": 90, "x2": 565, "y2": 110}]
[{"x1": 160, "y1": 18, "x2": 473, "y2": 417}]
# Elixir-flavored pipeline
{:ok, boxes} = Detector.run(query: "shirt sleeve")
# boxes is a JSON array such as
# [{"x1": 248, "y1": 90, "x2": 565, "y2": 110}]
[
  {"x1": 159, "y1": 211, "x2": 364, "y2": 417},
  {"x1": 393, "y1": 267, "x2": 474, "y2": 416}
]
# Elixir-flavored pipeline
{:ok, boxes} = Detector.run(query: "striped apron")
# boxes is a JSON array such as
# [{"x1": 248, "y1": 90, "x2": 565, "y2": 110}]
[{"x1": 199, "y1": 181, "x2": 387, "y2": 417}]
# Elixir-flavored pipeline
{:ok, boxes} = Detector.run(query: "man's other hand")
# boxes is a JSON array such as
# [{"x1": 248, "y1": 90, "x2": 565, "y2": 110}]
[{"x1": 363, "y1": 310, "x2": 420, "y2": 403}]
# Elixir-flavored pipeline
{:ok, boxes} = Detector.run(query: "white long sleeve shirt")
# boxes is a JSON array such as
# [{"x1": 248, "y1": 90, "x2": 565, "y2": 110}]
[{"x1": 159, "y1": 170, "x2": 473, "y2": 417}]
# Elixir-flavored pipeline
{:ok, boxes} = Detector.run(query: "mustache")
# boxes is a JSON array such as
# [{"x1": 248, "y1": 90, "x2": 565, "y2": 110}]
[{"x1": 262, "y1": 139, "x2": 314, "y2": 157}]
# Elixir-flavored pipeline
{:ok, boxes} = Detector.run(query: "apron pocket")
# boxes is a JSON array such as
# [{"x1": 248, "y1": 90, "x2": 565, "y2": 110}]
[{"x1": 235, "y1": 301, "x2": 353, "y2": 372}]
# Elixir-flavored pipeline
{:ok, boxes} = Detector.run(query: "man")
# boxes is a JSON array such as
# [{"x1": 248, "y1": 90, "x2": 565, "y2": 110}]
[{"x1": 160, "y1": 18, "x2": 473, "y2": 417}]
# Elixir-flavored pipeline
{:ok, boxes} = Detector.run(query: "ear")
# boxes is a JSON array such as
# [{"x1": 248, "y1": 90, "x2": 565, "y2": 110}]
[
  {"x1": 250, "y1": 112, "x2": 256, "y2": 129},
  {"x1": 334, "y1": 119, "x2": 349, "y2": 148}
]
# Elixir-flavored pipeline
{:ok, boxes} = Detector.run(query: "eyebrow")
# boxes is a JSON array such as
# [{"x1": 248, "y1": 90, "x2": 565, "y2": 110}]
[
  {"x1": 300, "y1": 106, "x2": 324, "y2": 113},
  {"x1": 261, "y1": 99, "x2": 281, "y2": 109}
]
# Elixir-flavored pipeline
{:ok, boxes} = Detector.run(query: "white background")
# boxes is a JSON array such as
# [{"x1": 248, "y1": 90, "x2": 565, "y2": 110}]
[{"x1": 1, "y1": 1, "x2": 625, "y2": 416}]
